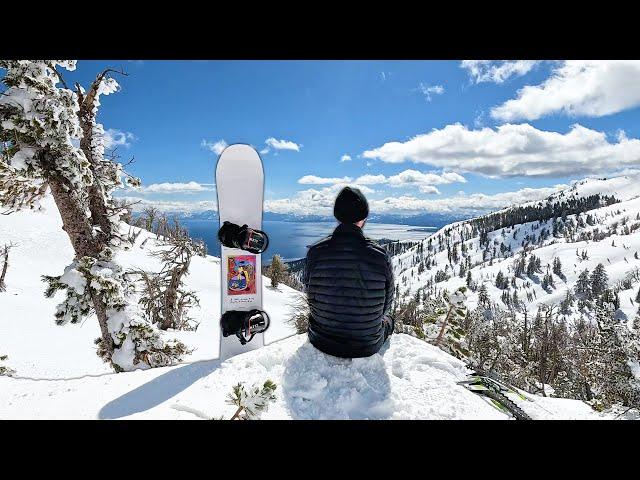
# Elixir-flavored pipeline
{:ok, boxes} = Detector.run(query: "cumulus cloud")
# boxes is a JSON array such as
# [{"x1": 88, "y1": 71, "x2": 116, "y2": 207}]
[
  {"x1": 118, "y1": 196, "x2": 218, "y2": 213},
  {"x1": 130, "y1": 181, "x2": 214, "y2": 194},
  {"x1": 368, "y1": 185, "x2": 567, "y2": 215},
  {"x1": 362, "y1": 122, "x2": 640, "y2": 178},
  {"x1": 461, "y1": 60, "x2": 540, "y2": 84},
  {"x1": 340, "y1": 154, "x2": 352, "y2": 162},
  {"x1": 491, "y1": 60, "x2": 640, "y2": 121},
  {"x1": 265, "y1": 184, "x2": 567, "y2": 217},
  {"x1": 386, "y1": 169, "x2": 466, "y2": 188},
  {"x1": 201, "y1": 139, "x2": 228, "y2": 155},
  {"x1": 353, "y1": 174, "x2": 387, "y2": 185},
  {"x1": 265, "y1": 183, "x2": 375, "y2": 216},
  {"x1": 298, "y1": 175, "x2": 353, "y2": 185},
  {"x1": 265, "y1": 137, "x2": 302, "y2": 152},
  {"x1": 418, "y1": 83, "x2": 445, "y2": 101},
  {"x1": 104, "y1": 129, "x2": 135, "y2": 149}
]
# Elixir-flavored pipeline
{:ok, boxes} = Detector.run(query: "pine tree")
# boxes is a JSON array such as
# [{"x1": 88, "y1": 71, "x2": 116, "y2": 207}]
[
  {"x1": 495, "y1": 270, "x2": 507, "y2": 289},
  {"x1": 575, "y1": 268, "x2": 591, "y2": 296},
  {"x1": 592, "y1": 303, "x2": 640, "y2": 410},
  {"x1": 0, "y1": 61, "x2": 186, "y2": 372},
  {"x1": 552, "y1": 257, "x2": 563, "y2": 277},
  {"x1": 432, "y1": 287, "x2": 469, "y2": 359},
  {"x1": 268, "y1": 254, "x2": 288, "y2": 288},
  {"x1": 226, "y1": 380, "x2": 277, "y2": 420},
  {"x1": 590, "y1": 263, "x2": 608, "y2": 296},
  {"x1": 635, "y1": 288, "x2": 640, "y2": 304},
  {"x1": 136, "y1": 217, "x2": 204, "y2": 331},
  {"x1": 477, "y1": 284, "x2": 490, "y2": 308}
]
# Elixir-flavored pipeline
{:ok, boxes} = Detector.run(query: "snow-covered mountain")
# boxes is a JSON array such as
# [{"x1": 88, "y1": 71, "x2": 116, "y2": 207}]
[
  {"x1": 392, "y1": 174, "x2": 640, "y2": 325},
  {"x1": 1, "y1": 187, "x2": 637, "y2": 419}
]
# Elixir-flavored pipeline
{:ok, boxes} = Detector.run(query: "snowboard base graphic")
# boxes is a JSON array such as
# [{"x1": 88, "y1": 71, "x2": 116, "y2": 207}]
[{"x1": 216, "y1": 144, "x2": 266, "y2": 360}]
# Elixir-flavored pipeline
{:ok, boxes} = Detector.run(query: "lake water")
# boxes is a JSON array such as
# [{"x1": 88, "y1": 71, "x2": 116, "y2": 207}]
[{"x1": 183, "y1": 220, "x2": 436, "y2": 262}]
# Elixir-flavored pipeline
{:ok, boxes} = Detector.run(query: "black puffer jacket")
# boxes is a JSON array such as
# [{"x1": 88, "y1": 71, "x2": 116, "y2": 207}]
[{"x1": 303, "y1": 223, "x2": 394, "y2": 358}]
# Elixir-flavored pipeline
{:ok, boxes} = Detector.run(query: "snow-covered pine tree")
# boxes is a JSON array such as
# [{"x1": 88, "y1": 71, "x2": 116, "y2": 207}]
[
  {"x1": 552, "y1": 257, "x2": 563, "y2": 278},
  {"x1": 590, "y1": 263, "x2": 608, "y2": 297},
  {"x1": 136, "y1": 217, "x2": 204, "y2": 331},
  {"x1": 226, "y1": 380, "x2": 277, "y2": 420},
  {"x1": 477, "y1": 283, "x2": 490, "y2": 308},
  {"x1": 0, "y1": 60, "x2": 188, "y2": 372},
  {"x1": 575, "y1": 268, "x2": 591, "y2": 296},
  {"x1": 591, "y1": 302, "x2": 640, "y2": 410},
  {"x1": 268, "y1": 254, "x2": 288, "y2": 288},
  {"x1": 432, "y1": 287, "x2": 469, "y2": 359}
]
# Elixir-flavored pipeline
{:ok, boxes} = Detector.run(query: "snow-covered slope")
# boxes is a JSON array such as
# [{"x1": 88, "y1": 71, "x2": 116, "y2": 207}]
[
  {"x1": 0, "y1": 332, "x2": 611, "y2": 419},
  {"x1": 0, "y1": 196, "x2": 299, "y2": 379},
  {"x1": 0, "y1": 191, "x2": 629, "y2": 419},
  {"x1": 393, "y1": 174, "x2": 640, "y2": 324}
]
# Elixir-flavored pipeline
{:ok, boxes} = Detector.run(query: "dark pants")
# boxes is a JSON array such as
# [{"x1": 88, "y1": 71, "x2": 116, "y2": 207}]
[{"x1": 382, "y1": 314, "x2": 395, "y2": 343}]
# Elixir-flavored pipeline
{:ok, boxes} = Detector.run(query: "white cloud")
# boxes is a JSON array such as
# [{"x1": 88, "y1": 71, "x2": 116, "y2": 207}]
[
  {"x1": 130, "y1": 181, "x2": 214, "y2": 195},
  {"x1": 260, "y1": 147, "x2": 270, "y2": 155},
  {"x1": 117, "y1": 196, "x2": 218, "y2": 213},
  {"x1": 461, "y1": 60, "x2": 540, "y2": 84},
  {"x1": 298, "y1": 175, "x2": 353, "y2": 185},
  {"x1": 386, "y1": 169, "x2": 466, "y2": 188},
  {"x1": 104, "y1": 129, "x2": 135, "y2": 149},
  {"x1": 491, "y1": 60, "x2": 640, "y2": 121},
  {"x1": 265, "y1": 184, "x2": 567, "y2": 217},
  {"x1": 362, "y1": 122, "x2": 640, "y2": 178},
  {"x1": 418, "y1": 185, "x2": 440, "y2": 195},
  {"x1": 353, "y1": 174, "x2": 387, "y2": 185},
  {"x1": 265, "y1": 137, "x2": 301, "y2": 152},
  {"x1": 201, "y1": 139, "x2": 228, "y2": 155},
  {"x1": 367, "y1": 185, "x2": 567, "y2": 215},
  {"x1": 121, "y1": 182, "x2": 567, "y2": 217},
  {"x1": 340, "y1": 154, "x2": 352, "y2": 162},
  {"x1": 418, "y1": 83, "x2": 445, "y2": 101},
  {"x1": 265, "y1": 183, "x2": 375, "y2": 216}
]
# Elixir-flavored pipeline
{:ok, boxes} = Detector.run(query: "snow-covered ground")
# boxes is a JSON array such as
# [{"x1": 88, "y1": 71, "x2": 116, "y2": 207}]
[
  {"x1": 0, "y1": 193, "x2": 629, "y2": 419},
  {"x1": 0, "y1": 196, "x2": 299, "y2": 379},
  {"x1": 1, "y1": 332, "x2": 614, "y2": 419}
]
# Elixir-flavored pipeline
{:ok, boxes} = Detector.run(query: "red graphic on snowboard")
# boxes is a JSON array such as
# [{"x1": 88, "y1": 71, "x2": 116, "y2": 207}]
[{"x1": 227, "y1": 255, "x2": 257, "y2": 295}]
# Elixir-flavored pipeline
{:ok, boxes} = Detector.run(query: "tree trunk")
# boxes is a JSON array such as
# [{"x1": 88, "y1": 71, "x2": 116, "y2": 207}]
[
  {"x1": 434, "y1": 306, "x2": 454, "y2": 346},
  {"x1": 44, "y1": 160, "x2": 114, "y2": 357},
  {"x1": 0, "y1": 245, "x2": 8, "y2": 292},
  {"x1": 77, "y1": 95, "x2": 112, "y2": 247},
  {"x1": 160, "y1": 263, "x2": 188, "y2": 330}
]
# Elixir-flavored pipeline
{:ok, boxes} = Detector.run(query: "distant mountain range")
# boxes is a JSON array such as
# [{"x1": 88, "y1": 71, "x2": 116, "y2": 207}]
[{"x1": 169, "y1": 209, "x2": 469, "y2": 228}]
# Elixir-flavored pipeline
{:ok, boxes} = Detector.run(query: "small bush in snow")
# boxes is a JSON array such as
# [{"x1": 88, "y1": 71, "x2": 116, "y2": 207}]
[
  {"x1": 226, "y1": 380, "x2": 277, "y2": 420},
  {"x1": 0, "y1": 354, "x2": 15, "y2": 377}
]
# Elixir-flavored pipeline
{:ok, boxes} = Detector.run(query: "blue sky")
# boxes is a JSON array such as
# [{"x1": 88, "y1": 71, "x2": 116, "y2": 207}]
[{"x1": 62, "y1": 60, "x2": 640, "y2": 216}]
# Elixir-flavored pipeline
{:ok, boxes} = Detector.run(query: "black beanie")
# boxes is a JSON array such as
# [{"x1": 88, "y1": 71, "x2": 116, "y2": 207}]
[{"x1": 334, "y1": 186, "x2": 369, "y2": 223}]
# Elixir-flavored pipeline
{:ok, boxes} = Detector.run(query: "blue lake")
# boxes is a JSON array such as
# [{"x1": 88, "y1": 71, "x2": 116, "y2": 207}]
[{"x1": 183, "y1": 219, "x2": 436, "y2": 262}]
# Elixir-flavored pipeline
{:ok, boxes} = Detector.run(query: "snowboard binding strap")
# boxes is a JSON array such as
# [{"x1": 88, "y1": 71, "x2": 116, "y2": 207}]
[
  {"x1": 220, "y1": 309, "x2": 271, "y2": 345},
  {"x1": 218, "y1": 221, "x2": 269, "y2": 254}
]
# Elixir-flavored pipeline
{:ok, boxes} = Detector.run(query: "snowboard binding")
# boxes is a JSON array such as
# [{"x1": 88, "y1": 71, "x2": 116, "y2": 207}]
[
  {"x1": 220, "y1": 309, "x2": 271, "y2": 345},
  {"x1": 218, "y1": 221, "x2": 269, "y2": 254}
]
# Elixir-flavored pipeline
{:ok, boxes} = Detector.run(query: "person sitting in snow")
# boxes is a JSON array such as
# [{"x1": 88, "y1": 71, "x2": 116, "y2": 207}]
[{"x1": 303, "y1": 186, "x2": 395, "y2": 358}]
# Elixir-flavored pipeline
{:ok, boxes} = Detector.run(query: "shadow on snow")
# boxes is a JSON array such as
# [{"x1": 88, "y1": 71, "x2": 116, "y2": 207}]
[{"x1": 98, "y1": 359, "x2": 221, "y2": 420}]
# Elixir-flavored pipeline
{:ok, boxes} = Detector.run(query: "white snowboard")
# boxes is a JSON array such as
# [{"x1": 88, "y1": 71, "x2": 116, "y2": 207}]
[{"x1": 216, "y1": 144, "x2": 266, "y2": 360}]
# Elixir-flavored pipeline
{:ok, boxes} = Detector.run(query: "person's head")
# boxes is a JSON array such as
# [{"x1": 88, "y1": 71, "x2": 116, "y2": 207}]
[{"x1": 333, "y1": 186, "x2": 369, "y2": 227}]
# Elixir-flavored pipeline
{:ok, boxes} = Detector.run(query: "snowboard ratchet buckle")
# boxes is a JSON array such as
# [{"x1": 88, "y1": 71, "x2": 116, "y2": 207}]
[
  {"x1": 221, "y1": 309, "x2": 271, "y2": 345},
  {"x1": 218, "y1": 221, "x2": 269, "y2": 254}
]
